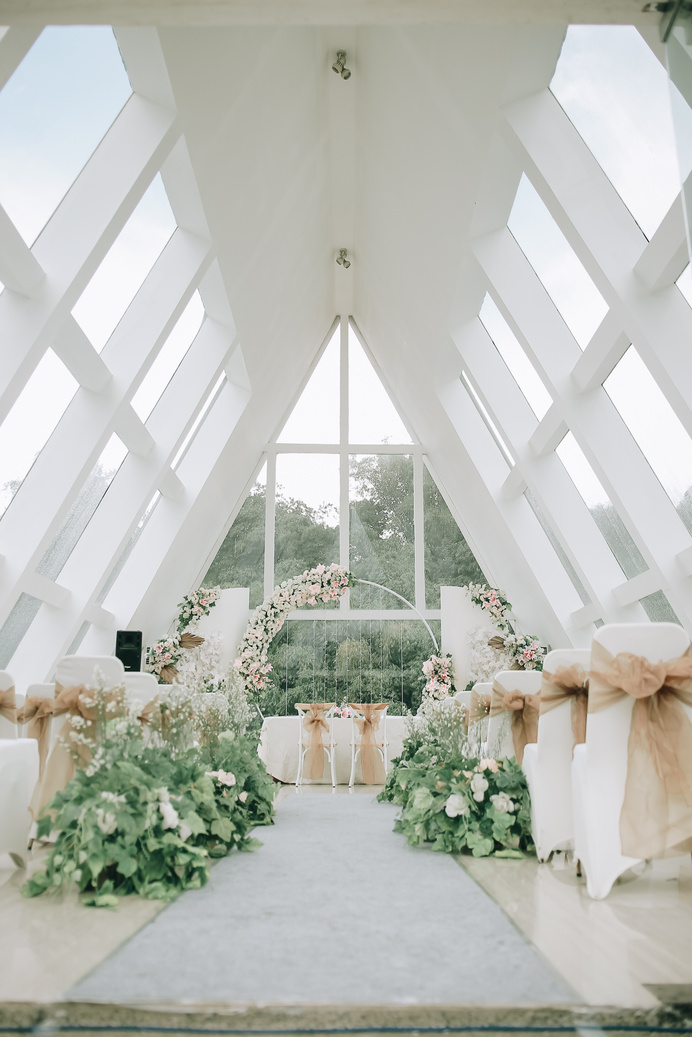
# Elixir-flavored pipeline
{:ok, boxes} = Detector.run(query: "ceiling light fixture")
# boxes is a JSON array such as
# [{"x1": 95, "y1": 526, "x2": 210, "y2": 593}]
[
  {"x1": 332, "y1": 51, "x2": 352, "y2": 80},
  {"x1": 336, "y1": 248, "x2": 351, "y2": 269}
]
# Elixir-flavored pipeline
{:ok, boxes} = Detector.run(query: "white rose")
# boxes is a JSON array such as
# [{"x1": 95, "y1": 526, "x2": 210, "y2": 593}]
[
  {"x1": 470, "y1": 773, "x2": 489, "y2": 802},
  {"x1": 490, "y1": 792, "x2": 515, "y2": 814},
  {"x1": 159, "y1": 800, "x2": 180, "y2": 829},
  {"x1": 444, "y1": 793, "x2": 468, "y2": 818},
  {"x1": 95, "y1": 808, "x2": 117, "y2": 835}
]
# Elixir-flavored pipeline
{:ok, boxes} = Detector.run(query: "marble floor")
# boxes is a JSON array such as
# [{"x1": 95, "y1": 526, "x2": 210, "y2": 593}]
[{"x1": 1, "y1": 785, "x2": 691, "y2": 1016}]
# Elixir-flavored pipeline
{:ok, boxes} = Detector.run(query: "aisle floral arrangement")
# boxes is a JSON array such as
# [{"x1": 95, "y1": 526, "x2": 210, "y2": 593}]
[
  {"x1": 420, "y1": 654, "x2": 455, "y2": 699},
  {"x1": 234, "y1": 564, "x2": 353, "y2": 699},
  {"x1": 378, "y1": 683, "x2": 533, "y2": 858},
  {"x1": 23, "y1": 670, "x2": 275, "y2": 907}
]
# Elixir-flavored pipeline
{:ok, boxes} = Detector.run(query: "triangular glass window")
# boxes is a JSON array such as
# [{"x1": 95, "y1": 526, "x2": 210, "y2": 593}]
[
  {"x1": 277, "y1": 326, "x2": 340, "y2": 443},
  {"x1": 349, "y1": 325, "x2": 412, "y2": 444},
  {"x1": 423, "y1": 462, "x2": 484, "y2": 608}
]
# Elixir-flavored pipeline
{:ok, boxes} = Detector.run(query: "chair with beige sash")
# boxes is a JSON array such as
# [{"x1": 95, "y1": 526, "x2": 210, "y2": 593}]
[
  {"x1": 572, "y1": 623, "x2": 692, "y2": 900},
  {"x1": 522, "y1": 648, "x2": 590, "y2": 862},
  {"x1": 349, "y1": 703, "x2": 389, "y2": 787},
  {"x1": 467, "y1": 682, "x2": 492, "y2": 755},
  {"x1": 487, "y1": 670, "x2": 542, "y2": 762},
  {"x1": 0, "y1": 671, "x2": 18, "y2": 738},
  {"x1": 28, "y1": 655, "x2": 126, "y2": 824},
  {"x1": 123, "y1": 670, "x2": 159, "y2": 713},
  {"x1": 295, "y1": 703, "x2": 337, "y2": 787}
]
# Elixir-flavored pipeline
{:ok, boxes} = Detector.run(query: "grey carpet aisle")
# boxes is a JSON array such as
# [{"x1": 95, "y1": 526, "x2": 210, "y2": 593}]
[{"x1": 71, "y1": 792, "x2": 574, "y2": 1007}]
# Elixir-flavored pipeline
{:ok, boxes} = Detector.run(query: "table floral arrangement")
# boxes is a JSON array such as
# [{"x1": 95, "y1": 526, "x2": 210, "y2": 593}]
[
  {"x1": 463, "y1": 582, "x2": 546, "y2": 687},
  {"x1": 147, "y1": 586, "x2": 221, "y2": 684},
  {"x1": 234, "y1": 564, "x2": 353, "y2": 700},
  {"x1": 23, "y1": 671, "x2": 275, "y2": 908},
  {"x1": 379, "y1": 691, "x2": 533, "y2": 858}
]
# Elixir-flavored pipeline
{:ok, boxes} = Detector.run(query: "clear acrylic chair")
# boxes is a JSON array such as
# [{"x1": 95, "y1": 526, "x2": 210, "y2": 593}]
[
  {"x1": 348, "y1": 703, "x2": 389, "y2": 786},
  {"x1": 295, "y1": 703, "x2": 337, "y2": 787}
]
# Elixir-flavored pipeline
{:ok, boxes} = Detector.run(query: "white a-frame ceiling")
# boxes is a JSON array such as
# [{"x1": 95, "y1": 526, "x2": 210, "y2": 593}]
[{"x1": 1, "y1": 1, "x2": 691, "y2": 688}]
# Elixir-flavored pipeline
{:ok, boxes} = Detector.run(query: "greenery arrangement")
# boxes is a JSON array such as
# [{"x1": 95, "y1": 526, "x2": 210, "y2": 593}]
[
  {"x1": 378, "y1": 693, "x2": 533, "y2": 858},
  {"x1": 23, "y1": 676, "x2": 275, "y2": 908}
]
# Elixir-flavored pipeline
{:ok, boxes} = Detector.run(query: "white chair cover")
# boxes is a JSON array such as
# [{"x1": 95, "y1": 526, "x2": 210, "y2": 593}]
[
  {"x1": 0, "y1": 670, "x2": 17, "y2": 739},
  {"x1": 54, "y1": 654, "x2": 125, "y2": 690},
  {"x1": 522, "y1": 648, "x2": 590, "y2": 862},
  {"x1": 295, "y1": 703, "x2": 337, "y2": 787},
  {"x1": 487, "y1": 669, "x2": 542, "y2": 761},
  {"x1": 0, "y1": 738, "x2": 40, "y2": 866},
  {"x1": 572, "y1": 622, "x2": 690, "y2": 900},
  {"x1": 123, "y1": 671, "x2": 159, "y2": 712},
  {"x1": 453, "y1": 689, "x2": 471, "y2": 710}
]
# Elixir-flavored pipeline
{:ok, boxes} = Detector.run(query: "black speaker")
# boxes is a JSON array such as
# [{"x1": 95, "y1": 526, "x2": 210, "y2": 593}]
[{"x1": 115, "y1": 630, "x2": 143, "y2": 672}]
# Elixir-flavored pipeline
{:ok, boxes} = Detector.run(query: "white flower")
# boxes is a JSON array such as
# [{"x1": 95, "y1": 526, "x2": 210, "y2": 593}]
[
  {"x1": 95, "y1": 808, "x2": 117, "y2": 835},
  {"x1": 470, "y1": 773, "x2": 489, "y2": 802},
  {"x1": 100, "y1": 790, "x2": 126, "y2": 804},
  {"x1": 490, "y1": 792, "x2": 515, "y2": 813},
  {"x1": 239, "y1": 790, "x2": 248, "y2": 803},
  {"x1": 444, "y1": 793, "x2": 468, "y2": 818},
  {"x1": 206, "y1": 769, "x2": 236, "y2": 787},
  {"x1": 159, "y1": 800, "x2": 180, "y2": 829}
]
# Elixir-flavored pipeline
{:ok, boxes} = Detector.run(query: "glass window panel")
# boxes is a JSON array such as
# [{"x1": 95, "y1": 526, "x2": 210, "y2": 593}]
[
  {"x1": 72, "y1": 174, "x2": 176, "y2": 352},
  {"x1": 423, "y1": 463, "x2": 484, "y2": 609},
  {"x1": 508, "y1": 174, "x2": 608, "y2": 349},
  {"x1": 349, "y1": 325, "x2": 412, "y2": 444},
  {"x1": 203, "y1": 466, "x2": 266, "y2": 610},
  {"x1": 349, "y1": 454, "x2": 414, "y2": 609},
  {"x1": 551, "y1": 26, "x2": 692, "y2": 239},
  {"x1": 277, "y1": 326, "x2": 340, "y2": 444},
  {"x1": 524, "y1": 489, "x2": 591, "y2": 608},
  {"x1": 36, "y1": 433, "x2": 127, "y2": 580},
  {"x1": 99, "y1": 491, "x2": 162, "y2": 607},
  {"x1": 0, "y1": 592, "x2": 42, "y2": 668},
  {"x1": 275, "y1": 454, "x2": 339, "y2": 590},
  {"x1": 0, "y1": 27, "x2": 131, "y2": 246},
  {"x1": 676, "y1": 264, "x2": 692, "y2": 307},
  {"x1": 0, "y1": 349, "x2": 78, "y2": 518},
  {"x1": 478, "y1": 294, "x2": 552, "y2": 419},
  {"x1": 263, "y1": 617, "x2": 438, "y2": 716},
  {"x1": 604, "y1": 346, "x2": 692, "y2": 534},
  {"x1": 460, "y1": 371, "x2": 514, "y2": 467},
  {"x1": 556, "y1": 431, "x2": 648, "y2": 579},
  {"x1": 640, "y1": 590, "x2": 681, "y2": 624},
  {"x1": 172, "y1": 372, "x2": 226, "y2": 469},
  {"x1": 132, "y1": 292, "x2": 205, "y2": 422}
]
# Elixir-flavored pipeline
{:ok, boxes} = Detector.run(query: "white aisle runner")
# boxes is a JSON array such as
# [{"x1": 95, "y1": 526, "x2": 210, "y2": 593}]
[{"x1": 71, "y1": 791, "x2": 573, "y2": 1007}]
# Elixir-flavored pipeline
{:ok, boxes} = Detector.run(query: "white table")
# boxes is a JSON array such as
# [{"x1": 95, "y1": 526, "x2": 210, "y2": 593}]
[{"x1": 258, "y1": 715, "x2": 406, "y2": 784}]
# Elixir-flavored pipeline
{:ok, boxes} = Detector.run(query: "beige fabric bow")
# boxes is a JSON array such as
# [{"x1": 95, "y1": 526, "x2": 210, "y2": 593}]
[
  {"x1": 16, "y1": 695, "x2": 58, "y2": 778},
  {"x1": 29, "y1": 682, "x2": 126, "y2": 823},
  {"x1": 540, "y1": 664, "x2": 589, "y2": 750},
  {"x1": 349, "y1": 703, "x2": 388, "y2": 784},
  {"x1": 296, "y1": 703, "x2": 335, "y2": 780},
  {"x1": 489, "y1": 680, "x2": 540, "y2": 764},
  {"x1": 589, "y1": 641, "x2": 692, "y2": 860},
  {"x1": 467, "y1": 689, "x2": 492, "y2": 728},
  {"x1": 0, "y1": 685, "x2": 17, "y2": 726}
]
